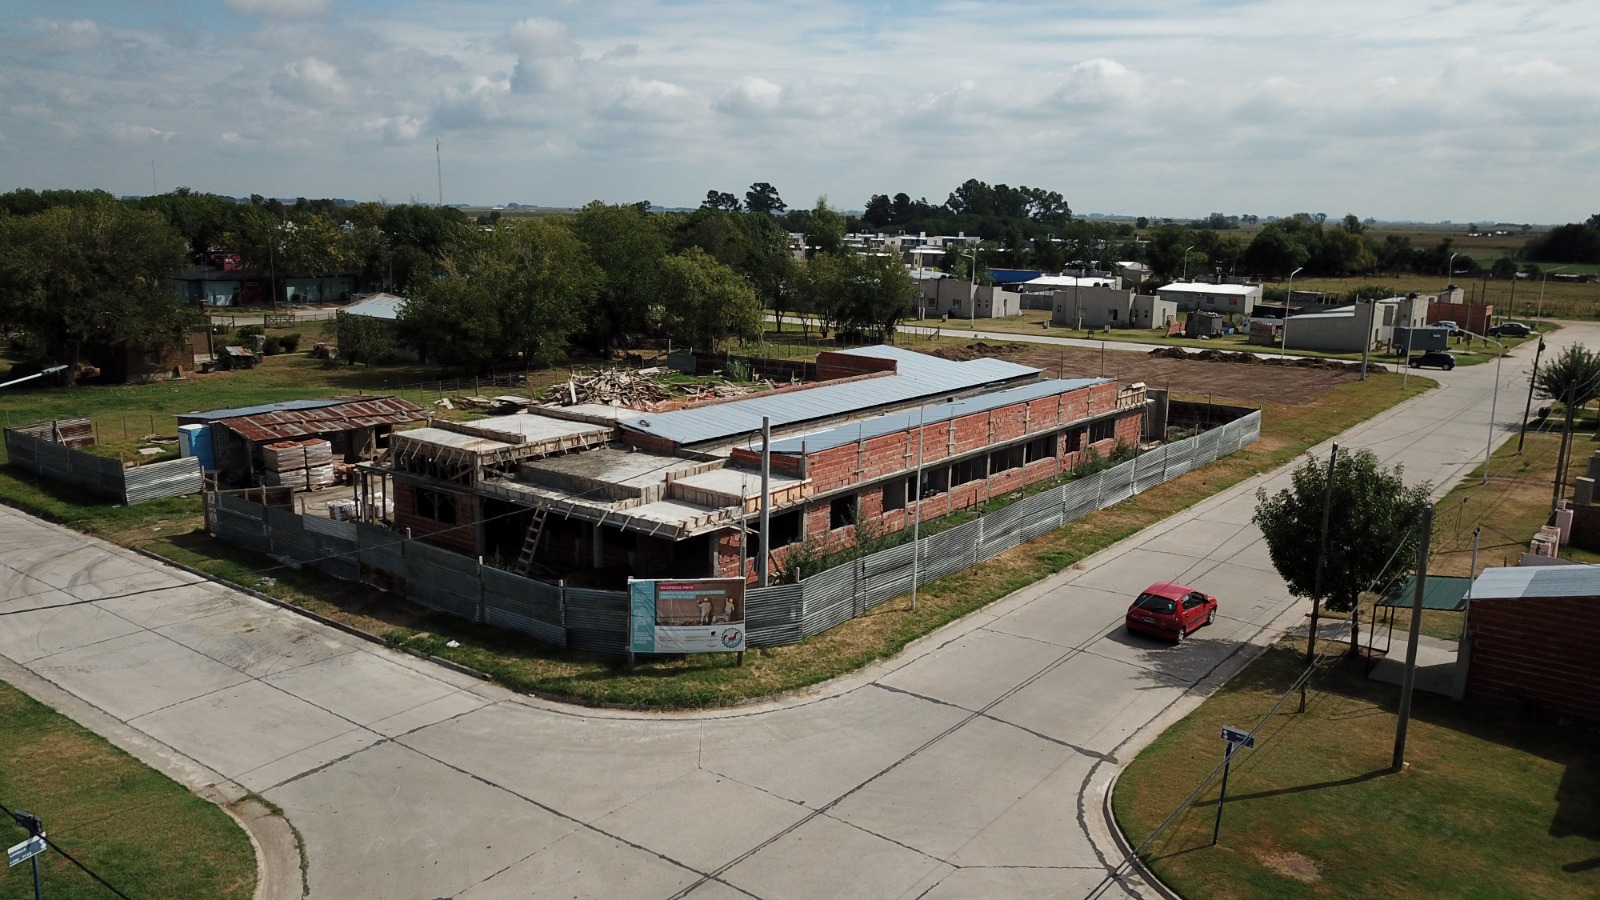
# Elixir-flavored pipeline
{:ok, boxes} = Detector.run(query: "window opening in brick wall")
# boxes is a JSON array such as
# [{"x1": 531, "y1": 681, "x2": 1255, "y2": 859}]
[
  {"x1": 920, "y1": 466, "x2": 950, "y2": 498},
  {"x1": 1025, "y1": 433, "x2": 1058, "y2": 462},
  {"x1": 989, "y1": 444, "x2": 1024, "y2": 473},
  {"x1": 830, "y1": 495, "x2": 857, "y2": 529},
  {"x1": 1090, "y1": 418, "x2": 1116, "y2": 443},
  {"x1": 882, "y1": 478, "x2": 907, "y2": 511},
  {"x1": 767, "y1": 508, "x2": 803, "y2": 548},
  {"x1": 415, "y1": 488, "x2": 457, "y2": 525},
  {"x1": 1067, "y1": 428, "x2": 1086, "y2": 452},
  {"x1": 951, "y1": 456, "x2": 984, "y2": 486}
]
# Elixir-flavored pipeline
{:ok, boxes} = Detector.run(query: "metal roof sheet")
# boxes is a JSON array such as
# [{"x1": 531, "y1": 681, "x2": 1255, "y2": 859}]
[
  {"x1": 207, "y1": 396, "x2": 425, "y2": 442},
  {"x1": 617, "y1": 346, "x2": 1040, "y2": 448},
  {"x1": 1156, "y1": 283, "x2": 1260, "y2": 296},
  {"x1": 1468, "y1": 565, "x2": 1600, "y2": 601},
  {"x1": 1379, "y1": 575, "x2": 1473, "y2": 611},
  {"x1": 342, "y1": 293, "x2": 407, "y2": 321},
  {"x1": 768, "y1": 378, "x2": 1107, "y2": 453},
  {"x1": 181, "y1": 398, "x2": 347, "y2": 422}
]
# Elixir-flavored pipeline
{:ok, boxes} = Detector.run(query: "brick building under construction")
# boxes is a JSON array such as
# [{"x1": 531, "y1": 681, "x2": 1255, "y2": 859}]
[{"x1": 379, "y1": 346, "x2": 1146, "y2": 586}]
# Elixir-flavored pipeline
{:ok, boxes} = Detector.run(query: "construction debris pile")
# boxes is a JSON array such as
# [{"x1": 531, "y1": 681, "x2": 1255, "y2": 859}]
[
  {"x1": 932, "y1": 342, "x2": 1030, "y2": 362},
  {"x1": 262, "y1": 438, "x2": 336, "y2": 490},
  {"x1": 538, "y1": 368, "x2": 769, "y2": 410},
  {"x1": 433, "y1": 395, "x2": 530, "y2": 414},
  {"x1": 1146, "y1": 347, "x2": 1383, "y2": 373}
]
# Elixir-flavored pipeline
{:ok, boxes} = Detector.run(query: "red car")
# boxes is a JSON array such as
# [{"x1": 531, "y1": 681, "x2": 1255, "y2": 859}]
[{"x1": 1125, "y1": 582, "x2": 1218, "y2": 642}]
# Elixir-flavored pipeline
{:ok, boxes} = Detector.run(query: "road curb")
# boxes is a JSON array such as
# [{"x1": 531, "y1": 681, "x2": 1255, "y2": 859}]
[{"x1": 1101, "y1": 767, "x2": 1184, "y2": 900}]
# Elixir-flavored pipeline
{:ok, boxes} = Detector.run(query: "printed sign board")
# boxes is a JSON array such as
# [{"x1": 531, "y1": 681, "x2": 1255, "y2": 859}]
[
  {"x1": 629, "y1": 578, "x2": 746, "y2": 654},
  {"x1": 1221, "y1": 725, "x2": 1255, "y2": 748},
  {"x1": 7, "y1": 834, "x2": 45, "y2": 867}
]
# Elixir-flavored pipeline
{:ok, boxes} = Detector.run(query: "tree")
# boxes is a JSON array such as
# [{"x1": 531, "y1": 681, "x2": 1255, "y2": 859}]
[
  {"x1": 1534, "y1": 344, "x2": 1600, "y2": 511},
  {"x1": 803, "y1": 196, "x2": 846, "y2": 258},
  {"x1": 398, "y1": 219, "x2": 590, "y2": 372},
  {"x1": 569, "y1": 201, "x2": 667, "y2": 352},
  {"x1": 334, "y1": 310, "x2": 397, "y2": 366},
  {"x1": 1253, "y1": 449, "x2": 1431, "y2": 656},
  {"x1": 0, "y1": 201, "x2": 191, "y2": 385},
  {"x1": 701, "y1": 190, "x2": 741, "y2": 213},
  {"x1": 744, "y1": 182, "x2": 786, "y2": 215},
  {"x1": 656, "y1": 247, "x2": 762, "y2": 351}
]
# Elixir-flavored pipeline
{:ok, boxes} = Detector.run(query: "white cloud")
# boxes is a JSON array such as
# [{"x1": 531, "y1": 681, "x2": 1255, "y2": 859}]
[
  {"x1": 110, "y1": 123, "x2": 176, "y2": 144},
  {"x1": 225, "y1": 0, "x2": 332, "y2": 17},
  {"x1": 271, "y1": 57, "x2": 353, "y2": 107},
  {"x1": 28, "y1": 19, "x2": 104, "y2": 53}
]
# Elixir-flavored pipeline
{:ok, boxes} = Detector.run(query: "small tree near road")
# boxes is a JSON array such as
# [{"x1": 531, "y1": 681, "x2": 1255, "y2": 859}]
[
  {"x1": 1253, "y1": 449, "x2": 1431, "y2": 656},
  {"x1": 1533, "y1": 344, "x2": 1600, "y2": 511}
]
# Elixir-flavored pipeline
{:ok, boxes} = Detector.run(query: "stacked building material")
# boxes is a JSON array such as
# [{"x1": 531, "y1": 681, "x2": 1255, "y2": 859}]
[{"x1": 261, "y1": 439, "x2": 336, "y2": 490}]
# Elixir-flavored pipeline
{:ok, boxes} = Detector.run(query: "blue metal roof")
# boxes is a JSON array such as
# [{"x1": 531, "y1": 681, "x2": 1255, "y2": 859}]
[
  {"x1": 617, "y1": 346, "x2": 1040, "y2": 447},
  {"x1": 1470, "y1": 565, "x2": 1600, "y2": 601},
  {"x1": 987, "y1": 268, "x2": 1043, "y2": 284},
  {"x1": 180, "y1": 398, "x2": 348, "y2": 421},
  {"x1": 768, "y1": 378, "x2": 1108, "y2": 453}
]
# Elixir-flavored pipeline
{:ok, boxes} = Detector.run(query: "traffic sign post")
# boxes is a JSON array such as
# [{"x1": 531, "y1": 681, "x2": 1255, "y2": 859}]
[
  {"x1": 9, "y1": 809, "x2": 45, "y2": 900},
  {"x1": 1213, "y1": 726, "x2": 1255, "y2": 845}
]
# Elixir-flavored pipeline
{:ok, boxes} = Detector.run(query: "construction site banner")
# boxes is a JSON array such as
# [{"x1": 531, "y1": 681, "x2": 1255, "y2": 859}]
[{"x1": 629, "y1": 578, "x2": 746, "y2": 654}]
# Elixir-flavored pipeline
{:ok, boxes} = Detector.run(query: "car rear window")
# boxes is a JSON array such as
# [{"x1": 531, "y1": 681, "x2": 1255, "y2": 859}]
[{"x1": 1133, "y1": 593, "x2": 1177, "y2": 615}]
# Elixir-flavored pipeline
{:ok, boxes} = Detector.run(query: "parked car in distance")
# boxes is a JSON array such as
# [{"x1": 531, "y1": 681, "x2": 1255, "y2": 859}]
[
  {"x1": 1432, "y1": 320, "x2": 1460, "y2": 335},
  {"x1": 1126, "y1": 582, "x2": 1218, "y2": 643},
  {"x1": 1488, "y1": 322, "x2": 1533, "y2": 337},
  {"x1": 1409, "y1": 350, "x2": 1456, "y2": 370}
]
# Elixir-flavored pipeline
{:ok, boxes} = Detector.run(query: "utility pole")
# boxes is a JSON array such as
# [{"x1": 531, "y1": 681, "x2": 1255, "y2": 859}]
[
  {"x1": 1392, "y1": 506, "x2": 1433, "y2": 772},
  {"x1": 757, "y1": 416, "x2": 771, "y2": 587},
  {"x1": 1517, "y1": 338, "x2": 1546, "y2": 454},
  {"x1": 1302, "y1": 442, "x2": 1338, "y2": 712}
]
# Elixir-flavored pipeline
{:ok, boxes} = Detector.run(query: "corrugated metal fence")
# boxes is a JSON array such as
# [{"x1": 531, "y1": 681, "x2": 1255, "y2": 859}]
[
  {"x1": 208, "y1": 411, "x2": 1259, "y2": 653},
  {"x1": 5, "y1": 426, "x2": 203, "y2": 504}
]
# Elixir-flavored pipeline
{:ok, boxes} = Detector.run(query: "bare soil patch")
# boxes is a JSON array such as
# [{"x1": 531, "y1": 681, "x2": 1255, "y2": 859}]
[{"x1": 966, "y1": 342, "x2": 1378, "y2": 407}]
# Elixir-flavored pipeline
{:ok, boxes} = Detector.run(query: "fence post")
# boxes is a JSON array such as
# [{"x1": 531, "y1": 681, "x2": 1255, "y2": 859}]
[
  {"x1": 853, "y1": 559, "x2": 862, "y2": 617},
  {"x1": 975, "y1": 516, "x2": 985, "y2": 566},
  {"x1": 558, "y1": 579, "x2": 568, "y2": 630},
  {"x1": 476, "y1": 556, "x2": 486, "y2": 625}
]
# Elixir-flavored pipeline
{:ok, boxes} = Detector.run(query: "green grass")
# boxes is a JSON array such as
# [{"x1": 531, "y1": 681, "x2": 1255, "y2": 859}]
[
  {"x1": 1112, "y1": 641, "x2": 1600, "y2": 900},
  {"x1": 0, "y1": 680, "x2": 256, "y2": 900}
]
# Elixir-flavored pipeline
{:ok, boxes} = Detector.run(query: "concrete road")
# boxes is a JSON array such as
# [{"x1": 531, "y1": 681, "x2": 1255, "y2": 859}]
[{"x1": 0, "y1": 324, "x2": 1585, "y2": 899}]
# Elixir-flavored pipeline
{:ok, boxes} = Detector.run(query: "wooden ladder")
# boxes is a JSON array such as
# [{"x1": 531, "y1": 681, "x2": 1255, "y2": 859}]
[{"x1": 514, "y1": 508, "x2": 550, "y2": 576}]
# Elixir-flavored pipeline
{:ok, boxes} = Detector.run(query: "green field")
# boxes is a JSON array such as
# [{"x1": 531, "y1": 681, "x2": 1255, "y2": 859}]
[
  {"x1": 1112, "y1": 641, "x2": 1600, "y2": 900},
  {"x1": 0, "y1": 681, "x2": 256, "y2": 899}
]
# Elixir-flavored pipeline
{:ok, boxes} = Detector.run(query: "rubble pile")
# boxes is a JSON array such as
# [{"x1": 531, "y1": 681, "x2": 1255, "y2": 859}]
[
  {"x1": 540, "y1": 368, "x2": 679, "y2": 407},
  {"x1": 1146, "y1": 347, "x2": 1380, "y2": 373},
  {"x1": 932, "y1": 341, "x2": 1030, "y2": 361}
]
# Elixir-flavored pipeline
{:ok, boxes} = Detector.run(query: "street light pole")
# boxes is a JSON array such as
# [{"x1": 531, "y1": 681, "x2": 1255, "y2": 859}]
[
  {"x1": 1537, "y1": 265, "x2": 1570, "y2": 326},
  {"x1": 961, "y1": 250, "x2": 978, "y2": 329},
  {"x1": 1474, "y1": 332, "x2": 1504, "y2": 484},
  {"x1": 1182, "y1": 245, "x2": 1195, "y2": 281},
  {"x1": 1278, "y1": 266, "x2": 1303, "y2": 358}
]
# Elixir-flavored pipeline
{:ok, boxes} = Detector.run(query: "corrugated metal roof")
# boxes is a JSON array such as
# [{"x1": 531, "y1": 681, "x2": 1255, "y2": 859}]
[
  {"x1": 1469, "y1": 565, "x2": 1600, "y2": 601},
  {"x1": 1156, "y1": 283, "x2": 1260, "y2": 296},
  {"x1": 768, "y1": 378, "x2": 1107, "y2": 453},
  {"x1": 342, "y1": 293, "x2": 406, "y2": 321},
  {"x1": 617, "y1": 346, "x2": 1040, "y2": 447},
  {"x1": 1379, "y1": 575, "x2": 1473, "y2": 611},
  {"x1": 206, "y1": 396, "x2": 425, "y2": 442},
  {"x1": 181, "y1": 398, "x2": 349, "y2": 422}
]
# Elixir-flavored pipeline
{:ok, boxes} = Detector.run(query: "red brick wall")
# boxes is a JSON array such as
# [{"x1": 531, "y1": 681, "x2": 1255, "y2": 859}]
[
  {"x1": 393, "y1": 481, "x2": 478, "y2": 555},
  {"x1": 1464, "y1": 595, "x2": 1600, "y2": 723},
  {"x1": 816, "y1": 350, "x2": 898, "y2": 380}
]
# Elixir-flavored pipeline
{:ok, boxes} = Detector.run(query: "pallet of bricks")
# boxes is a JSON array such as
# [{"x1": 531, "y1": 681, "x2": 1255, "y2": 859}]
[{"x1": 261, "y1": 439, "x2": 336, "y2": 491}]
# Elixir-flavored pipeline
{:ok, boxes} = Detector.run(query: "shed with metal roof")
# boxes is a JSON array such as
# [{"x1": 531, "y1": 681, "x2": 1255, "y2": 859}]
[{"x1": 179, "y1": 396, "x2": 425, "y2": 483}]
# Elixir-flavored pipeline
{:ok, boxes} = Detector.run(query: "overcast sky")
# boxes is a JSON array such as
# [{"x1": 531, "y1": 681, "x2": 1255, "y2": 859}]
[{"x1": 4, "y1": 1, "x2": 1596, "y2": 223}]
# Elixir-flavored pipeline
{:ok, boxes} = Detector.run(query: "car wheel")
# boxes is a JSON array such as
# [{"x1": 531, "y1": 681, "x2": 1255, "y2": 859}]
[
  {"x1": 1206, "y1": 608, "x2": 1216, "y2": 626},
  {"x1": 1174, "y1": 624, "x2": 1186, "y2": 644},
  {"x1": 1446, "y1": 362, "x2": 1455, "y2": 370}
]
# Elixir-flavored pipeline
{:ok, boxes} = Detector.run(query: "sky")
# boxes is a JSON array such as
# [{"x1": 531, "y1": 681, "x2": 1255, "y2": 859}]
[{"x1": 3, "y1": 0, "x2": 1597, "y2": 224}]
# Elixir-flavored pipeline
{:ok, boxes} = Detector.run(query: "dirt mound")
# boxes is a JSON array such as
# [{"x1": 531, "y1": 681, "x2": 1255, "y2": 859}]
[
  {"x1": 1145, "y1": 346, "x2": 1381, "y2": 373},
  {"x1": 932, "y1": 341, "x2": 1030, "y2": 361}
]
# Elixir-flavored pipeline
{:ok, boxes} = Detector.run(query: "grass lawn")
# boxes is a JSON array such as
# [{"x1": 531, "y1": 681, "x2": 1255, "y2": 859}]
[
  {"x1": 1112, "y1": 640, "x2": 1600, "y2": 900},
  {"x1": 0, "y1": 680, "x2": 255, "y2": 900}
]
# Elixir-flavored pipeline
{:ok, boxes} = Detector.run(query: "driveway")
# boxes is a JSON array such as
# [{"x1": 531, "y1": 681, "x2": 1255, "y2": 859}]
[{"x1": 0, "y1": 324, "x2": 1581, "y2": 899}]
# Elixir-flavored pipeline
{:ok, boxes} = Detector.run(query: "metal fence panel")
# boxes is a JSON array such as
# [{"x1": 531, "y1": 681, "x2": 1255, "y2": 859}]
[
  {"x1": 1133, "y1": 449, "x2": 1167, "y2": 493},
  {"x1": 123, "y1": 457, "x2": 203, "y2": 504},
  {"x1": 564, "y1": 586, "x2": 628, "y2": 653},
  {"x1": 1097, "y1": 459, "x2": 1136, "y2": 508},
  {"x1": 746, "y1": 583, "x2": 804, "y2": 646},
  {"x1": 405, "y1": 541, "x2": 480, "y2": 619},
  {"x1": 357, "y1": 523, "x2": 406, "y2": 580},
  {"x1": 266, "y1": 508, "x2": 313, "y2": 562},
  {"x1": 1163, "y1": 442, "x2": 1197, "y2": 482},
  {"x1": 1191, "y1": 429, "x2": 1221, "y2": 468},
  {"x1": 1013, "y1": 490, "x2": 1065, "y2": 544},
  {"x1": 481, "y1": 568, "x2": 566, "y2": 647},
  {"x1": 309, "y1": 532, "x2": 361, "y2": 582}
]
